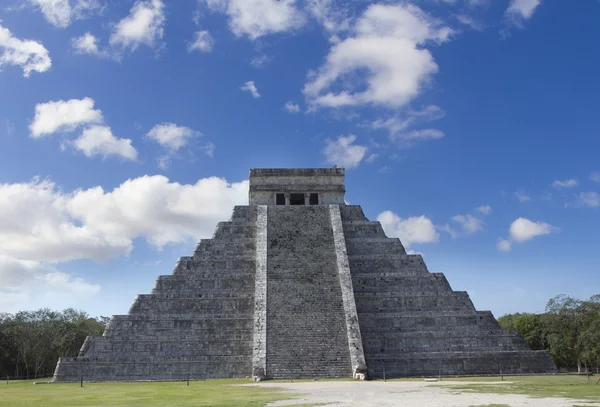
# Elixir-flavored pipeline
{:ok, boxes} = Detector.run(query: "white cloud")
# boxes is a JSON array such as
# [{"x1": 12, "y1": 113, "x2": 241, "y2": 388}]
[
  {"x1": 0, "y1": 23, "x2": 51, "y2": 77},
  {"x1": 452, "y1": 214, "x2": 484, "y2": 234},
  {"x1": 203, "y1": 0, "x2": 305, "y2": 40},
  {"x1": 306, "y1": 0, "x2": 351, "y2": 38},
  {"x1": 477, "y1": 205, "x2": 492, "y2": 215},
  {"x1": 506, "y1": 0, "x2": 541, "y2": 21},
  {"x1": 284, "y1": 101, "x2": 300, "y2": 113},
  {"x1": 250, "y1": 54, "x2": 272, "y2": 68},
  {"x1": 372, "y1": 105, "x2": 445, "y2": 147},
  {"x1": 456, "y1": 14, "x2": 484, "y2": 31},
  {"x1": 73, "y1": 125, "x2": 138, "y2": 160},
  {"x1": 552, "y1": 178, "x2": 577, "y2": 189},
  {"x1": 146, "y1": 123, "x2": 211, "y2": 169},
  {"x1": 110, "y1": 0, "x2": 165, "y2": 50},
  {"x1": 71, "y1": 32, "x2": 106, "y2": 57},
  {"x1": 497, "y1": 217, "x2": 555, "y2": 251},
  {"x1": 0, "y1": 176, "x2": 249, "y2": 263},
  {"x1": 304, "y1": 4, "x2": 451, "y2": 109},
  {"x1": 571, "y1": 192, "x2": 600, "y2": 208},
  {"x1": 509, "y1": 217, "x2": 554, "y2": 242},
  {"x1": 29, "y1": 97, "x2": 139, "y2": 160},
  {"x1": 188, "y1": 30, "x2": 215, "y2": 53},
  {"x1": 29, "y1": 97, "x2": 103, "y2": 138},
  {"x1": 241, "y1": 81, "x2": 261, "y2": 98},
  {"x1": 0, "y1": 255, "x2": 101, "y2": 313},
  {"x1": 29, "y1": 0, "x2": 102, "y2": 28},
  {"x1": 515, "y1": 189, "x2": 532, "y2": 202},
  {"x1": 323, "y1": 135, "x2": 367, "y2": 169},
  {"x1": 146, "y1": 123, "x2": 198, "y2": 151},
  {"x1": 590, "y1": 172, "x2": 600, "y2": 183},
  {"x1": 497, "y1": 238, "x2": 512, "y2": 252},
  {"x1": 377, "y1": 210, "x2": 439, "y2": 248}
]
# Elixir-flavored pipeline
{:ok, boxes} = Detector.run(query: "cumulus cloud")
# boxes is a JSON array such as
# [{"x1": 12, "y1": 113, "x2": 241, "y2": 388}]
[
  {"x1": 304, "y1": 4, "x2": 451, "y2": 109},
  {"x1": 377, "y1": 210, "x2": 439, "y2": 248},
  {"x1": 188, "y1": 30, "x2": 215, "y2": 53},
  {"x1": 0, "y1": 176, "x2": 249, "y2": 263},
  {"x1": 0, "y1": 23, "x2": 51, "y2": 77},
  {"x1": 241, "y1": 81, "x2": 261, "y2": 98},
  {"x1": 506, "y1": 0, "x2": 541, "y2": 22},
  {"x1": 147, "y1": 123, "x2": 198, "y2": 151},
  {"x1": 73, "y1": 125, "x2": 138, "y2": 160},
  {"x1": 146, "y1": 123, "x2": 208, "y2": 169},
  {"x1": 0, "y1": 255, "x2": 101, "y2": 313},
  {"x1": 203, "y1": 0, "x2": 305, "y2": 40},
  {"x1": 284, "y1": 101, "x2": 300, "y2": 113},
  {"x1": 496, "y1": 238, "x2": 512, "y2": 252},
  {"x1": 509, "y1": 217, "x2": 555, "y2": 242},
  {"x1": 552, "y1": 179, "x2": 577, "y2": 189},
  {"x1": 29, "y1": 97, "x2": 138, "y2": 160},
  {"x1": 71, "y1": 32, "x2": 106, "y2": 57},
  {"x1": 110, "y1": 0, "x2": 165, "y2": 50},
  {"x1": 29, "y1": 97, "x2": 103, "y2": 138},
  {"x1": 452, "y1": 214, "x2": 484, "y2": 234},
  {"x1": 306, "y1": 0, "x2": 351, "y2": 38},
  {"x1": 497, "y1": 217, "x2": 555, "y2": 252},
  {"x1": 29, "y1": 0, "x2": 102, "y2": 28},
  {"x1": 570, "y1": 192, "x2": 600, "y2": 208},
  {"x1": 323, "y1": 135, "x2": 367, "y2": 169}
]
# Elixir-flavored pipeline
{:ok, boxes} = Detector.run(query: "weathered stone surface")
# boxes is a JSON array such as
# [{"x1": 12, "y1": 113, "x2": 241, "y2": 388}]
[
  {"x1": 52, "y1": 168, "x2": 556, "y2": 382},
  {"x1": 265, "y1": 206, "x2": 352, "y2": 379},
  {"x1": 339, "y1": 205, "x2": 557, "y2": 378}
]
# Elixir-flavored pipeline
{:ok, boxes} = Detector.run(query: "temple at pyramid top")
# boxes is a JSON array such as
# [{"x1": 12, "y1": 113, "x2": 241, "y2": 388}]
[{"x1": 249, "y1": 167, "x2": 346, "y2": 205}]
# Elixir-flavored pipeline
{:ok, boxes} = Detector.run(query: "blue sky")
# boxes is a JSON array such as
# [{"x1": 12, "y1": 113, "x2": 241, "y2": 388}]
[{"x1": 0, "y1": 0, "x2": 598, "y2": 318}]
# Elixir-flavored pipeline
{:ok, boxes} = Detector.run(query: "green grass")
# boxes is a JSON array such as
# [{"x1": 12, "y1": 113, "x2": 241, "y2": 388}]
[
  {"x1": 0, "y1": 378, "x2": 301, "y2": 407},
  {"x1": 440, "y1": 375, "x2": 600, "y2": 401}
]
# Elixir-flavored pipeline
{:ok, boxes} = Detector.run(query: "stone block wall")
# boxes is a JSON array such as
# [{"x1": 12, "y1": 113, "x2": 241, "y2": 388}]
[
  {"x1": 52, "y1": 202, "x2": 556, "y2": 382},
  {"x1": 52, "y1": 206, "x2": 258, "y2": 382},
  {"x1": 339, "y1": 205, "x2": 557, "y2": 378}
]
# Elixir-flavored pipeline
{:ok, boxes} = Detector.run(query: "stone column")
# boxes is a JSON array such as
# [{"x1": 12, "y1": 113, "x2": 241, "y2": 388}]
[
  {"x1": 304, "y1": 193, "x2": 310, "y2": 205},
  {"x1": 252, "y1": 205, "x2": 268, "y2": 381},
  {"x1": 285, "y1": 193, "x2": 290, "y2": 206},
  {"x1": 329, "y1": 204, "x2": 367, "y2": 379}
]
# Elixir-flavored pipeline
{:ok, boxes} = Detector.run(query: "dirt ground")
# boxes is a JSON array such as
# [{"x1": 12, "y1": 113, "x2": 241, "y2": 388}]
[{"x1": 251, "y1": 380, "x2": 599, "y2": 407}]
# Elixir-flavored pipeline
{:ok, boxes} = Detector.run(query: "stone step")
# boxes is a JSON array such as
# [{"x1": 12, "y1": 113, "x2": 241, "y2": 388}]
[
  {"x1": 365, "y1": 350, "x2": 557, "y2": 378},
  {"x1": 53, "y1": 358, "x2": 253, "y2": 382},
  {"x1": 143, "y1": 291, "x2": 254, "y2": 299},
  {"x1": 342, "y1": 222, "x2": 387, "y2": 238},
  {"x1": 360, "y1": 328, "x2": 522, "y2": 339},
  {"x1": 345, "y1": 237, "x2": 406, "y2": 255},
  {"x1": 339, "y1": 205, "x2": 368, "y2": 221}
]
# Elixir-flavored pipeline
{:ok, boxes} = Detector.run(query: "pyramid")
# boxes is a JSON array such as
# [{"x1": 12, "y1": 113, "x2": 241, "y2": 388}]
[{"x1": 52, "y1": 168, "x2": 556, "y2": 382}]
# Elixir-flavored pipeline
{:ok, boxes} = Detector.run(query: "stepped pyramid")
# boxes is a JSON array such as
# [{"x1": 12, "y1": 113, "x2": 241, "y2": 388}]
[{"x1": 52, "y1": 168, "x2": 556, "y2": 382}]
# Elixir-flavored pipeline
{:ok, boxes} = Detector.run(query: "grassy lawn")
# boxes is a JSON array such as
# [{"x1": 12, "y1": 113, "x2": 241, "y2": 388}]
[
  {"x1": 0, "y1": 378, "x2": 300, "y2": 407},
  {"x1": 441, "y1": 375, "x2": 600, "y2": 402}
]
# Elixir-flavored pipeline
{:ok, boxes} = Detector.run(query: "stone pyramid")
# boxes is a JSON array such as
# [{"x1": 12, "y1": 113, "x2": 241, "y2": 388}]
[{"x1": 52, "y1": 168, "x2": 556, "y2": 382}]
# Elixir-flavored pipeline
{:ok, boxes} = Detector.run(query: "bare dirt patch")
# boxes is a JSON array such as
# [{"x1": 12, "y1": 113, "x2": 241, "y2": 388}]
[{"x1": 252, "y1": 381, "x2": 599, "y2": 407}]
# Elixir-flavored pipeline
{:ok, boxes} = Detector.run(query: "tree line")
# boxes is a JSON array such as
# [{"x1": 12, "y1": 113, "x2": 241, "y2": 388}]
[
  {"x1": 0, "y1": 309, "x2": 107, "y2": 379},
  {"x1": 0, "y1": 294, "x2": 598, "y2": 379},
  {"x1": 499, "y1": 294, "x2": 600, "y2": 373}
]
